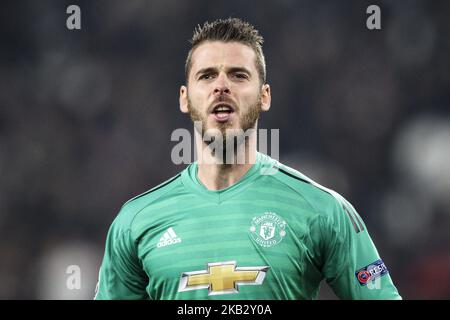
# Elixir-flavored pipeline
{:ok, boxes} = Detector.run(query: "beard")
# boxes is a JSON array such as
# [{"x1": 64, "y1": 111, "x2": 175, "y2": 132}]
[
  {"x1": 187, "y1": 94, "x2": 262, "y2": 163},
  {"x1": 187, "y1": 94, "x2": 261, "y2": 149}
]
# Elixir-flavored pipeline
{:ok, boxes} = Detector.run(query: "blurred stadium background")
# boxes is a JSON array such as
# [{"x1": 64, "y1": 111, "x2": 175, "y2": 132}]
[{"x1": 0, "y1": 0, "x2": 449, "y2": 299}]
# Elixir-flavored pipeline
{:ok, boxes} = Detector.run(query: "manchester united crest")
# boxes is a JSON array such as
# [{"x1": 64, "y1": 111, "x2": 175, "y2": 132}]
[{"x1": 249, "y1": 212, "x2": 287, "y2": 247}]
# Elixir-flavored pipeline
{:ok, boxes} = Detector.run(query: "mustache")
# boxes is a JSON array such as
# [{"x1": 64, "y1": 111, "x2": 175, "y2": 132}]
[{"x1": 207, "y1": 96, "x2": 238, "y2": 114}]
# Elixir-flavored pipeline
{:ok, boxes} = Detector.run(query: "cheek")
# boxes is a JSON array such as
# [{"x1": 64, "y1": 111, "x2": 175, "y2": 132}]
[
  {"x1": 239, "y1": 89, "x2": 260, "y2": 108},
  {"x1": 188, "y1": 87, "x2": 208, "y2": 108}
]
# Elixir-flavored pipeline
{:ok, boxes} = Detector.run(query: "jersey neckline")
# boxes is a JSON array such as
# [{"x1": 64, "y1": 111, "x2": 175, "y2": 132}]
[{"x1": 181, "y1": 151, "x2": 266, "y2": 204}]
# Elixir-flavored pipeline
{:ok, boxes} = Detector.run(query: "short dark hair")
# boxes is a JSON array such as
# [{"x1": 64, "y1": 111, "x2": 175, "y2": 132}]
[{"x1": 185, "y1": 18, "x2": 266, "y2": 85}]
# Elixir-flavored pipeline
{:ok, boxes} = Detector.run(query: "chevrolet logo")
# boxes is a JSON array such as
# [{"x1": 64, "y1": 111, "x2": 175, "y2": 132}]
[{"x1": 178, "y1": 261, "x2": 269, "y2": 296}]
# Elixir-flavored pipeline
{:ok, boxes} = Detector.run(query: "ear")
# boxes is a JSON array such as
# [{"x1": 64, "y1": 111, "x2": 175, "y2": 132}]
[
  {"x1": 260, "y1": 83, "x2": 271, "y2": 112},
  {"x1": 179, "y1": 85, "x2": 189, "y2": 113}
]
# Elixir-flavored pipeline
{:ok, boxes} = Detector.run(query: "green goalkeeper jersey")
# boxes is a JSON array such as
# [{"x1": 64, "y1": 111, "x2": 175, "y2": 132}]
[{"x1": 95, "y1": 152, "x2": 401, "y2": 300}]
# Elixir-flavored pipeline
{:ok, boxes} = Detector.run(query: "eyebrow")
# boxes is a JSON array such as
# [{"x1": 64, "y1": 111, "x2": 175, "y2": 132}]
[{"x1": 194, "y1": 66, "x2": 252, "y2": 79}]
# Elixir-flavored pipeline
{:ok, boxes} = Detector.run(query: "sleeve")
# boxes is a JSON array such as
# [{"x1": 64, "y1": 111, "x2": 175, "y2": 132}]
[
  {"x1": 320, "y1": 197, "x2": 402, "y2": 300},
  {"x1": 94, "y1": 220, "x2": 149, "y2": 300}
]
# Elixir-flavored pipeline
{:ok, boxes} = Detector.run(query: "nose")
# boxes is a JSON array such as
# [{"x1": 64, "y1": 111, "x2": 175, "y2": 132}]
[
  {"x1": 213, "y1": 73, "x2": 231, "y2": 96},
  {"x1": 214, "y1": 87, "x2": 230, "y2": 95}
]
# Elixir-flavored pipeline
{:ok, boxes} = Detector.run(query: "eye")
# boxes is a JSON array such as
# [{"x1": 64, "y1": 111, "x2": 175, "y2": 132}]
[
  {"x1": 199, "y1": 73, "x2": 215, "y2": 80},
  {"x1": 233, "y1": 73, "x2": 248, "y2": 79}
]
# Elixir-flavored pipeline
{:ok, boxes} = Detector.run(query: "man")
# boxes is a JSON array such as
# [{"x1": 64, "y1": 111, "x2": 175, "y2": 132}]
[{"x1": 95, "y1": 18, "x2": 401, "y2": 300}]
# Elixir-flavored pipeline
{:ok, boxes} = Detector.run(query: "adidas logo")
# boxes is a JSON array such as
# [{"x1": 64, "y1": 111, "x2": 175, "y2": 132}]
[{"x1": 157, "y1": 227, "x2": 182, "y2": 248}]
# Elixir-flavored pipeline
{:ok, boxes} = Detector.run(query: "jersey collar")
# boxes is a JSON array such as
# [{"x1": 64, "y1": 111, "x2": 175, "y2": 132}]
[{"x1": 181, "y1": 152, "x2": 264, "y2": 204}]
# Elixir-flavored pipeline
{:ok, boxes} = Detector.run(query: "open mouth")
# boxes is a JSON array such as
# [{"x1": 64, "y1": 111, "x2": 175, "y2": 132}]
[{"x1": 211, "y1": 104, "x2": 235, "y2": 122}]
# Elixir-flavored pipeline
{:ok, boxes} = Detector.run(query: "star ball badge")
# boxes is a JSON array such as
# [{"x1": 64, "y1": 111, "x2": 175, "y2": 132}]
[{"x1": 249, "y1": 212, "x2": 287, "y2": 247}]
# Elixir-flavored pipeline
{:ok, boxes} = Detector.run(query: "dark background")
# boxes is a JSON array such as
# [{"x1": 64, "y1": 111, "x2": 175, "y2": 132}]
[{"x1": 0, "y1": 0, "x2": 449, "y2": 299}]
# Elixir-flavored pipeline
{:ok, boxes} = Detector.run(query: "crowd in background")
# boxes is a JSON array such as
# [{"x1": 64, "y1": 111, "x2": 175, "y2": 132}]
[{"x1": 0, "y1": 0, "x2": 449, "y2": 299}]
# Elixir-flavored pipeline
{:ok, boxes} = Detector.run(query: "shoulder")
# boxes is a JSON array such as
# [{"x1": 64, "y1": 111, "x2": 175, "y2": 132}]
[
  {"x1": 266, "y1": 156, "x2": 351, "y2": 220},
  {"x1": 267, "y1": 157, "x2": 365, "y2": 233},
  {"x1": 269, "y1": 159, "x2": 339, "y2": 211},
  {"x1": 123, "y1": 172, "x2": 183, "y2": 213},
  {"x1": 110, "y1": 172, "x2": 183, "y2": 233}
]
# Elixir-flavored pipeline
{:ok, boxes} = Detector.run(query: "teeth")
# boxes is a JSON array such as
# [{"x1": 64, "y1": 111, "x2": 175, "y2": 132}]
[{"x1": 214, "y1": 105, "x2": 232, "y2": 112}]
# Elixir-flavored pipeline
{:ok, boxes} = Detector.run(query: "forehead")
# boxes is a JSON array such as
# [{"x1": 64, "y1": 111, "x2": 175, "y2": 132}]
[{"x1": 190, "y1": 41, "x2": 257, "y2": 74}]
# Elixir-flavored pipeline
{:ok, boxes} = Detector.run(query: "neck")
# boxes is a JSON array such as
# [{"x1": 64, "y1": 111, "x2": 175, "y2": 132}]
[{"x1": 194, "y1": 126, "x2": 258, "y2": 191}]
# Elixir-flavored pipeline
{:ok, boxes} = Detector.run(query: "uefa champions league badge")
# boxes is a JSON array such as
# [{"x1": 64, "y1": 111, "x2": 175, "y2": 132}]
[
  {"x1": 355, "y1": 259, "x2": 389, "y2": 285},
  {"x1": 249, "y1": 212, "x2": 287, "y2": 247}
]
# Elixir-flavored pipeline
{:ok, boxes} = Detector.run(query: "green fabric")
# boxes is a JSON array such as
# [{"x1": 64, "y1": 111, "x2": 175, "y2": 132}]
[{"x1": 95, "y1": 152, "x2": 401, "y2": 300}]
